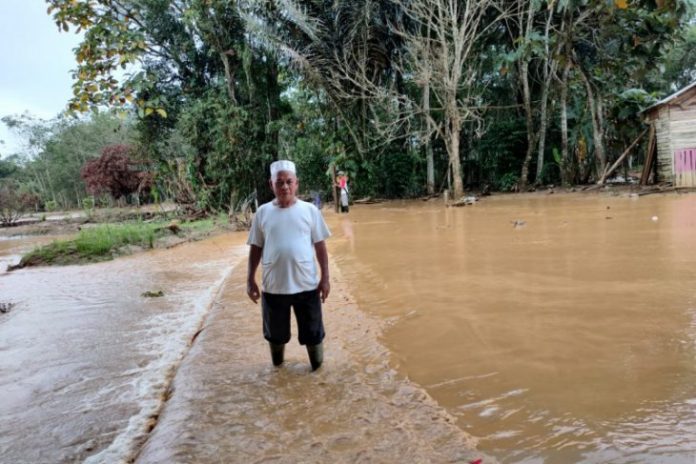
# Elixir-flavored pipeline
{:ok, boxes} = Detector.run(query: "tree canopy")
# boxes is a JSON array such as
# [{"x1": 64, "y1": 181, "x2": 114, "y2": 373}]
[{"x1": 2, "y1": 0, "x2": 693, "y2": 214}]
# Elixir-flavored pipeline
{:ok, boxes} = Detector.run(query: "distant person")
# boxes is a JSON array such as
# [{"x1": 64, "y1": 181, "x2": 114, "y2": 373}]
[
  {"x1": 335, "y1": 170, "x2": 349, "y2": 213},
  {"x1": 310, "y1": 190, "x2": 322, "y2": 209},
  {"x1": 246, "y1": 160, "x2": 331, "y2": 371}
]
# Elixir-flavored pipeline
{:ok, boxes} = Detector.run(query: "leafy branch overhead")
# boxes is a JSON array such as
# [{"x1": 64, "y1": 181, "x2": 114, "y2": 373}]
[{"x1": 46, "y1": 0, "x2": 207, "y2": 116}]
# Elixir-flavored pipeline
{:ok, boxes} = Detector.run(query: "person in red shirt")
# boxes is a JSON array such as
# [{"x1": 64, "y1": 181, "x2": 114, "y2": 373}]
[{"x1": 335, "y1": 171, "x2": 349, "y2": 213}]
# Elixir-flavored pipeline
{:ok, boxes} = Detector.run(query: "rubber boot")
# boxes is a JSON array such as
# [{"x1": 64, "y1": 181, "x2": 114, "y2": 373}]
[
  {"x1": 306, "y1": 343, "x2": 323, "y2": 371},
  {"x1": 269, "y1": 343, "x2": 285, "y2": 367}
]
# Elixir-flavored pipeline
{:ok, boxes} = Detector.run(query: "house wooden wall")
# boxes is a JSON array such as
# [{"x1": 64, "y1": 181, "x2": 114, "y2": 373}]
[{"x1": 650, "y1": 88, "x2": 696, "y2": 186}]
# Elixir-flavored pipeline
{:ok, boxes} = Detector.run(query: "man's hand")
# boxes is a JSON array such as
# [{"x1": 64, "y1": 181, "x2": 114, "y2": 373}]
[
  {"x1": 318, "y1": 278, "x2": 330, "y2": 303},
  {"x1": 247, "y1": 280, "x2": 260, "y2": 304},
  {"x1": 313, "y1": 241, "x2": 330, "y2": 303},
  {"x1": 247, "y1": 244, "x2": 263, "y2": 304}
]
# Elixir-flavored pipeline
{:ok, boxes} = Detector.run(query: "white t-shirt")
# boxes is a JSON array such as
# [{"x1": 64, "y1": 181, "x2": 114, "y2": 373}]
[{"x1": 247, "y1": 200, "x2": 331, "y2": 294}]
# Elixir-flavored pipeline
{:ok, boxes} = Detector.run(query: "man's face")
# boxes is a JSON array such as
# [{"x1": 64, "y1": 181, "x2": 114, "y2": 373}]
[{"x1": 270, "y1": 171, "x2": 298, "y2": 205}]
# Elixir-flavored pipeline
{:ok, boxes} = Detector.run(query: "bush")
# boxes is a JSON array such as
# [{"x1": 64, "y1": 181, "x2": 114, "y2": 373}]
[
  {"x1": 82, "y1": 197, "x2": 95, "y2": 210},
  {"x1": 497, "y1": 172, "x2": 519, "y2": 192},
  {"x1": 81, "y1": 144, "x2": 153, "y2": 202},
  {"x1": 0, "y1": 181, "x2": 37, "y2": 226},
  {"x1": 45, "y1": 200, "x2": 58, "y2": 212}
]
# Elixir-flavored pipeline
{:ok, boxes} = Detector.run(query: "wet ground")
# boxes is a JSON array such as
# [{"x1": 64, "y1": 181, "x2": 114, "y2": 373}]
[{"x1": 3, "y1": 192, "x2": 696, "y2": 463}]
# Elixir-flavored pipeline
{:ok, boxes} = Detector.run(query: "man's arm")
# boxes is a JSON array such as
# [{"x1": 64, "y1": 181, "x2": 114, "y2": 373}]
[
  {"x1": 247, "y1": 244, "x2": 263, "y2": 303},
  {"x1": 314, "y1": 240, "x2": 330, "y2": 303}
]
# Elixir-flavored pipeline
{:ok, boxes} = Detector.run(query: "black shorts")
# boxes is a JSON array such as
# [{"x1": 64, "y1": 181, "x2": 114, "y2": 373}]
[{"x1": 261, "y1": 289, "x2": 325, "y2": 346}]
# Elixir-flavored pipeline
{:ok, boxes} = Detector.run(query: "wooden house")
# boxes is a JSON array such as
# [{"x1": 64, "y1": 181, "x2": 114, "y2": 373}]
[{"x1": 642, "y1": 81, "x2": 696, "y2": 187}]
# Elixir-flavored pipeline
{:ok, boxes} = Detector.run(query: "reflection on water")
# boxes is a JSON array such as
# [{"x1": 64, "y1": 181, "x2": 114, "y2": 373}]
[{"x1": 327, "y1": 193, "x2": 696, "y2": 463}]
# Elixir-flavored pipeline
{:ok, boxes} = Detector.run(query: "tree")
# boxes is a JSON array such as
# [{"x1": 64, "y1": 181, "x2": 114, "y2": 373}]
[
  {"x1": 0, "y1": 180, "x2": 38, "y2": 226},
  {"x1": 264, "y1": 0, "x2": 507, "y2": 199},
  {"x1": 2, "y1": 112, "x2": 136, "y2": 208},
  {"x1": 375, "y1": 0, "x2": 507, "y2": 198},
  {"x1": 81, "y1": 144, "x2": 152, "y2": 201},
  {"x1": 561, "y1": 0, "x2": 689, "y2": 179},
  {"x1": 49, "y1": 0, "x2": 287, "y2": 211}
]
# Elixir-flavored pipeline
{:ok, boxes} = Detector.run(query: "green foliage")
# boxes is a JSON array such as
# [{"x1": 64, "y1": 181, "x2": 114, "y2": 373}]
[
  {"x1": 497, "y1": 172, "x2": 520, "y2": 192},
  {"x1": 175, "y1": 85, "x2": 275, "y2": 211},
  {"x1": 19, "y1": 217, "x2": 220, "y2": 267},
  {"x1": 1, "y1": 112, "x2": 136, "y2": 209},
  {"x1": 37, "y1": 0, "x2": 695, "y2": 203},
  {"x1": 659, "y1": 17, "x2": 696, "y2": 87},
  {"x1": 375, "y1": 148, "x2": 424, "y2": 198},
  {"x1": 44, "y1": 200, "x2": 58, "y2": 212},
  {"x1": 82, "y1": 197, "x2": 95, "y2": 210},
  {"x1": 0, "y1": 158, "x2": 18, "y2": 179},
  {"x1": 475, "y1": 115, "x2": 526, "y2": 187},
  {"x1": 21, "y1": 221, "x2": 159, "y2": 266}
]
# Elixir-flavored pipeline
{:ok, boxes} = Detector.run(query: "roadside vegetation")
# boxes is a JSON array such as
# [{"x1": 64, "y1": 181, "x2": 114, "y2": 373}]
[
  {"x1": 9, "y1": 215, "x2": 228, "y2": 270},
  {"x1": 0, "y1": 1, "x2": 693, "y2": 223}
]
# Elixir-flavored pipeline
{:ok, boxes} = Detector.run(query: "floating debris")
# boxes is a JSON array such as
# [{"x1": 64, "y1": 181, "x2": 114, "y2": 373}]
[
  {"x1": 450, "y1": 196, "x2": 478, "y2": 207},
  {"x1": 141, "y1": 290, "x2": 165, "y2": 298},
  {"x1": 0, "y1": 302, "x2": 15, "y2": 313}
]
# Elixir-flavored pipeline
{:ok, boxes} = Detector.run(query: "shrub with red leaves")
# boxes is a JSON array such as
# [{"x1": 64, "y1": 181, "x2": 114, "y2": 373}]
[{"x1": 81, "y1": 144, "x2": 153, "y2": 201}]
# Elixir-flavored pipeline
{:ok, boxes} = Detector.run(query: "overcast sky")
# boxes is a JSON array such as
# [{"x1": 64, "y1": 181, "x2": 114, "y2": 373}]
[{"x1": 0, "y1": 0, "x2": 82, "y2": 156}]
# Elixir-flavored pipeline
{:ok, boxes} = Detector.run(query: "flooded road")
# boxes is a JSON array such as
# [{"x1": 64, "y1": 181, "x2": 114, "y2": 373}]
[
  {"x1": 3, "y1": 191, "x2": 696, "y2": 463},
  {"x1": 135, "y1": 260, "x2": 485, "y2": 464},
  {"x1": 0, "y1": 234, "x2": 248, "y2": 463},
  {"x1": 328, "y1": 192, "x2": 696, "y2": 463},
  {"x1": 1, "y1": 230, "x2": 487, "y2": 463}
]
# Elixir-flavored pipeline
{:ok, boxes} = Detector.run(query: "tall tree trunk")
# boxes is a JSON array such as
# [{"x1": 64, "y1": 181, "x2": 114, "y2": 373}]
[
  {"x1": 535, "y1": 80, "x2": 551, "y2": 183},
  {"x1": 423, "y1": 82, "x2": 435, "y2": 195},
  {"x1": 534, "y1": 7, "x2": 557, "y2": 183},
  {"x1": 596, "y1": 96, "x2": 607, "y2": 172},
  {"x1": 560, "y1": 61, "x2": 571, "y2": 185},
  {"x1": 518, "y1": 1, "x2": 536, "y2": 189},
  {"x1": 449, "y1": 114, "x2": 464, "y2": 199},
  {"x1": 519, "y1": 60, "x2": 536, "y2": 189},
  {"x1": 220, "y1": 51, "x2": 237, "y2": 104},
  {"x1": 578, "y1": 68, "x2": 606, "y2": 176},
  {"x1": 44, "y1": 169, "x2": 57, "y2": 204},
  {"x1": 266, "y1": 58, "x2": 280, "y2": 160}
]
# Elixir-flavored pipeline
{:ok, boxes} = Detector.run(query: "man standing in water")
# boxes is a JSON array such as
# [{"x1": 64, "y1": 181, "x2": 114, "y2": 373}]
[{"x1": 246, "y1": 160, "x2": 331, "y2": 371}]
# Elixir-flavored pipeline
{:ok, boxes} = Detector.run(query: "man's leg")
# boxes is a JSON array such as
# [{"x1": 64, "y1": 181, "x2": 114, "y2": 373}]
[
  {"x1": 292, "y1": 290, "x2": 325, "y2": 371},
  {"x1": 261, "y1": 292, "x2": 292, "y2": 366}
]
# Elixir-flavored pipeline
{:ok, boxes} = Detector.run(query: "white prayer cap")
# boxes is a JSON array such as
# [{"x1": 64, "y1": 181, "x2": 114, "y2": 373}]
[{"x1": 270, "y1": 160, "x2": 296, "y2": 178}]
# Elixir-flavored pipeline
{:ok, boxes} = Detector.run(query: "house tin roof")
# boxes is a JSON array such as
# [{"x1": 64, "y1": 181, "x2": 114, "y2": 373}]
[{"x1": 642, "y1": 80, "x2": 696, "y2": 115}]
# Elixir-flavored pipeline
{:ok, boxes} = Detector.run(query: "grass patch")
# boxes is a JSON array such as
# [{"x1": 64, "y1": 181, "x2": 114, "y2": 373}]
[
  {"x1": 19, "y1": 222, "x2": 162, "y2": 267},
  {"x1": 18, "y1": 221, "x2": 167, "y2": 267},
  {"x1": 11, "y1": 215, "x2": 232, "y2": 270},
  {"x1": 177, "y1": 217, "x2": 219, "y2": 234}
]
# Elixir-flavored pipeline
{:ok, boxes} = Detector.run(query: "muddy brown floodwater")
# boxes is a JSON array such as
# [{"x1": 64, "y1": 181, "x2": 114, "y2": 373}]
[
  {"x1": 2, "y1": 192, "x2": 696, "y2": 463},
  {"x1": 0, "y1": 234, "x2": 250, "y2": 463},
  {"x1": 328, "y1": 192, "x2": 696, "y2": 463}
]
